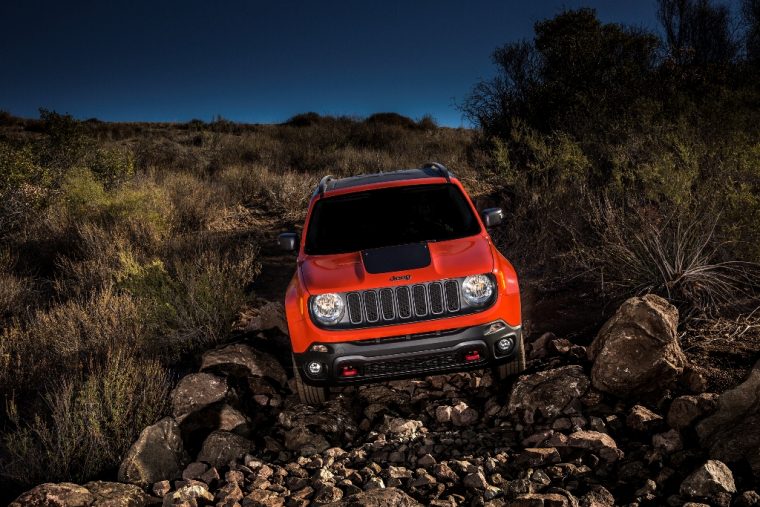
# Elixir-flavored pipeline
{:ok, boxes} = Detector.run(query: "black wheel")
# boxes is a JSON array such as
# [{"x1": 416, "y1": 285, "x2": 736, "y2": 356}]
[
  {"x1": 494, "y1": 334, "x2": 526, "y2": 380},
  {"x1": 292, "y1": 355, "x2": 328, "y2": 404}
]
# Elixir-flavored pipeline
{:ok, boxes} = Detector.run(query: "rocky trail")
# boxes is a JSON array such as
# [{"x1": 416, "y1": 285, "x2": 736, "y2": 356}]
[{"x1": 12, "y1": 244, "x2": 760, "y2": 507}]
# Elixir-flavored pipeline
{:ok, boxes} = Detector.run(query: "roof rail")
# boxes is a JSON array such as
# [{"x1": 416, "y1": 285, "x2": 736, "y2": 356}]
[
  {"x1": 314, "y1": 174, "x2": 335, "y2": 197},
  {"x1": 423, "y1": 162, "x2": 451, "y2": 182}
]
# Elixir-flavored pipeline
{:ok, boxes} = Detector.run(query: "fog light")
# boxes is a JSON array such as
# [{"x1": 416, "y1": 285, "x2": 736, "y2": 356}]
[
  {"x1": 310, "y1": 344, "x2": 329, "y2": 353},
  {"x1": 307, "y1": 361, "x2": 324, "y2": 375},
  {"x1": 496, "y1": 337, "x2": 515, "y2": 354}
]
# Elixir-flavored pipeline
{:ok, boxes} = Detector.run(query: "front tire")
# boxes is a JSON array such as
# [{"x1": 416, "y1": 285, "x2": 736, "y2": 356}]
[
  {"x1": 292, "y1": 355, "x2": 328, "y2": 404},
  {"x1": 494, "y1": 334, "x2": 526, "y2": 380}
]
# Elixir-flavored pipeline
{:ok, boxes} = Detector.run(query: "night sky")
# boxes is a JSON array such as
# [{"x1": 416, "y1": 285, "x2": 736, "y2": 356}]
[{"x1": 0, "y1": 1, "x2": 737, "y2": 126}]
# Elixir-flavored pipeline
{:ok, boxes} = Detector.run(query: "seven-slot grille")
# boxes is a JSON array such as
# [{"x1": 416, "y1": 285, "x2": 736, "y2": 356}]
[{"x1": 345, "y1": 280, "x2": 461, "y2": 327}]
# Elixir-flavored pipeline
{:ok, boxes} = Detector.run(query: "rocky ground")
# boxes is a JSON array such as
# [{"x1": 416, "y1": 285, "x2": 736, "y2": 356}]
[{"x1": 11, "y1": 294, "x2": 760, "y2": 507}]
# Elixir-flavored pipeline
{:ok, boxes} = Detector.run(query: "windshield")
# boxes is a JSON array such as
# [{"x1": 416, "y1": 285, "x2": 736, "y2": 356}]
[{"x1": 304, "y1": 183, "x2": 482, "y2": 255}]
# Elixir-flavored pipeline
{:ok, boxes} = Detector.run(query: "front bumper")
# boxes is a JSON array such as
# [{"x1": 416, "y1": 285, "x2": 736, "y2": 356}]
[{"x1": 292, "y1": 320, "x2": 522, "y2": 386}]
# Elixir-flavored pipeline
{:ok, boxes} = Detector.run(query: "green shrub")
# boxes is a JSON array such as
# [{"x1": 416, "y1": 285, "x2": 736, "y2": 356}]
[
  {"x1": 116, "y1": 243, "x2": 259, "y2": 359},
  {"x1": 59, "y1": 169, "x2": 173, "y2": 240},
  {"x1": 88, "y1": 145, "x2": 135, "y2": 188}
]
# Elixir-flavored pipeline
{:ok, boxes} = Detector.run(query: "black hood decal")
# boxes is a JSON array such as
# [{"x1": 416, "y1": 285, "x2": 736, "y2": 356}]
[{"x1": 361, "y1": 242, "x2": 431, "y2": 274}]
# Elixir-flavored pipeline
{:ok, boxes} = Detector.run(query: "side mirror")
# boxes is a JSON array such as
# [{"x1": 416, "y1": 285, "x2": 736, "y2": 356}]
[
  {"x1": 481, "y1": 208, "x2": 504, "y2": 227},
  {"x1": 278, "y1": 232, "x2": 299, "y2": 252}
]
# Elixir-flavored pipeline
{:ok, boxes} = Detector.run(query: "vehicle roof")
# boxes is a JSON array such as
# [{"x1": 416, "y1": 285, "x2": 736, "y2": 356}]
[{"x1": 314, "y1": 163, "x2": 455, "y2": 197}]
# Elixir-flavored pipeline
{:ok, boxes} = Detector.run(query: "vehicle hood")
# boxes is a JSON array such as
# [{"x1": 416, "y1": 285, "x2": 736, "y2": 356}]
[{"x1": 299, "y1": 235, "x2": 494, "y2": 294}]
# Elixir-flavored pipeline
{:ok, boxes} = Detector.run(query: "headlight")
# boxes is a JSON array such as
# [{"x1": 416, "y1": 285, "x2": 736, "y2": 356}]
[
  {"x1": 461, "y1": 274, "x2": 495, "y2": 306},
  {"x1": 310, "y1": 293, "x2": 345, "y2": 325}
]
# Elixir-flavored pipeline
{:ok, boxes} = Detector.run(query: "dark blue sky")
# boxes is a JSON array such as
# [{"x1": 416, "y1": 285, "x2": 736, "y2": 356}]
[{"x1": 0, "y1": 1, "x2": 736, "y2": 126}]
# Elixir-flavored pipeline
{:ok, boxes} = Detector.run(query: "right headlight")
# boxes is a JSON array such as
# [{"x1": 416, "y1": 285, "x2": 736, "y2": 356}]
[
  {"x1": 310, "y1": 293, "x2": 345, "y2": 325},
  {"x1": 461, "y1": 274, "x2": 495, "y2": 306}
]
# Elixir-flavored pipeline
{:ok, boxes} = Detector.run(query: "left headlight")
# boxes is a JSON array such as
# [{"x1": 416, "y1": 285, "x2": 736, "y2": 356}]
[
  {"x1": 461, "y1": 274, "x2": 495, "y2": 306},
  {"x1": 310, "y1": 293, "x2": 345, "y2": 325}
]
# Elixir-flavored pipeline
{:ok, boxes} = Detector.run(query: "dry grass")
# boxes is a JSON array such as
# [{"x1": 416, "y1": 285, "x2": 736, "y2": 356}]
[{"x1": 571, "y1": 196, "x2": 760, "y2": 318}]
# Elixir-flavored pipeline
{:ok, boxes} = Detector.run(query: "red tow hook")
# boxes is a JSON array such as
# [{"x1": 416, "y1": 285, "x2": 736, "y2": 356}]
[
  {"x1": 340, "y1": 365, "x2": 359, "y2": 377},
  {"x1": 464, "y1": 350, "x2": 481, "y2": 362}
]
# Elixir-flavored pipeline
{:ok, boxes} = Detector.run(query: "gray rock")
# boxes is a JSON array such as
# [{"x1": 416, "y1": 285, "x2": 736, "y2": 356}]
[
  {"x1": 243, "y1": 488, "x2": 285, "y2": 506},
  {"x1": 653, "y1": 429, "x2": 683, "y2": 453},
  {"x1": 201, "y1": 342, "x2": 287, "y2": 386},
  {"x1": 182, "y1": 462, "x2": 208, "y2": 481},
  {"x1": 171, "y1": 372, "x2": 227, "y2": 422},
  {"x1": 627, "y1": 405, "x2": 663, "y2": 431},
  {"x1": 450, "y1": 401, "x2": 479, "y2": 427},
  {"x1": 735, "y1": 490, "x2": 760, "y2": 507},
  {"x1": 579, "y1": 485, "x2": 615, "y2": 507},
  {"x1": 668, "y1": 393, "x2": 719, "y2": 430},
  {"x1": 197, "y1": 430, "x2": 252, "y2": 468},
  {"x1": 322, "y1": 487, "x2": 422, "y2": 506},
  {"x1": 462, "y1": 470, "x2": 489, "y2": 489},
  {"x1": 588, "y1": 294, "x2": 686, "y2": 397},
  {"x1": 284, "y1": 426, "x2": 330, "y2": 455},
  {"x1": 118, "y1": 417, "x2": 187, "y2": 487},
  {"x1": 10, "y1": 483, "x2": 95, "y2": 507},
  {"x1": 313, "y1": 485, "x2": 343, "y2": 504},
  {"x1": 507, "y1": 365, "x2": 590, "y2": 424},
  {"x1": 680, "y1": 460, "x2": 737, "y2": 501},
  {"x1": 517, "y1": 448, "x2": 562, "y2": 467},
  {"x1": 563, "y1": 430, "x2": 623, "y2": 463},
  {"x1": 696, "y1": 360, "x2": 760, "y2": 479},
  {"x1": 164, "y1": 482, "x2": 214, "y2": 505},
  {"x1": 244, "y1": 301, "x2": 288, "y2": 335},
  {"x1": 379, "y1": 416, "x2": 424, "y2": 439},
  {"x1": 84, "y1": 481, "x2": 152, "y2": 506},
  {"x1": 152, "y1": 480, "x2": 171, "y2": 497}
]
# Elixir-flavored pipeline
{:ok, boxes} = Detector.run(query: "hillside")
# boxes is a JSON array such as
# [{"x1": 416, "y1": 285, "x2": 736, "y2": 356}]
[{"x1": 1, "y1": 108, "x2": 759, "y2": 506}]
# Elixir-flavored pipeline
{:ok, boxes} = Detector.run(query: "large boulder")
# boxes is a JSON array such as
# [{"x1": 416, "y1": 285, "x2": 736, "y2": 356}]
[
  {"x1": 277, "y1": 398, "x2": 357, "y2": 453},
  {"x1": 696, "y1": 359, "x2": 760, "y2": 478},
  {"x1": 197, "y1": 430, "x2": 252, "y2": 468},
  {"x1": 680, "y1": 460, "x2": 737, "y2": 502},
  {"x1": 118, "y1": 417, "x2": 187, "y2": 487},
  {"x1": 201, "y1": 343, "x2": 287, "y2": 386},
  {"x1": 322, "y1": 487, "x2": 422, "y2": 506},
  {"x1": 588, "y1": 294, "x2": 686, "y2": 397},
  {"x1": 507, "y1": 365, "x2": 590, "y2": 424},
  {"x1": 171, "y1": 372, "x2": 228, "y2": 423},
  {"x1": 10, "y1": 483, "x2": 95, "y2": 507}
]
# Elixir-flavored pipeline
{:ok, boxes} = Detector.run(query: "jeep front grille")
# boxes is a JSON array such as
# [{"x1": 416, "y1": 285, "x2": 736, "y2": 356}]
[{"x1": 343, "y1": 279, "x2": 463, "y2": 329}]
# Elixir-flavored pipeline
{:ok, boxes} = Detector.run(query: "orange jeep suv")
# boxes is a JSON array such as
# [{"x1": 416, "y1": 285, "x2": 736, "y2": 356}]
[{"x1": 279, "y1": 163, "x2": 524, "y2": 403}]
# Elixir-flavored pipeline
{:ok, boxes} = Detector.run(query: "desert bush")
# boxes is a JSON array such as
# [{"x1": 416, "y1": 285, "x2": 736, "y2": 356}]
[
  {"x1": 365, "y1": 112, "x2": 418, "y2": 129},
  {"x1": 2, "y1": 348, "x2": 169, "y2": 486},
  {"x1": 116, "y1": 242, "x2": 259, "y2": 360},
  {"x1": 571, "y1": 197, "x2": 760, "y2": 317},
  {"x1": 88, "y1": 145, "x2": 135, "y2": 188},
  {"x1": 0, "y1": 252, "x2": 32, "y2": 322},
  {"x1": 53, "y1": 224, "x2": 133, "y2": 299},
  {"x1": 217, "y1": 165, "x2": 315, "y2": 225},
  {"x1": 37, "y1": 109, "x2": 91, "y2": 173},
  {"x1": 0, "y1": 289, "x2": 145, "y2": 402},
  {"x1": 58, "y1": 169, "x2": 173, "y2": 242},
  {"x1": 162, "y1": 172, "x2": 222, "y2": 231}
]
